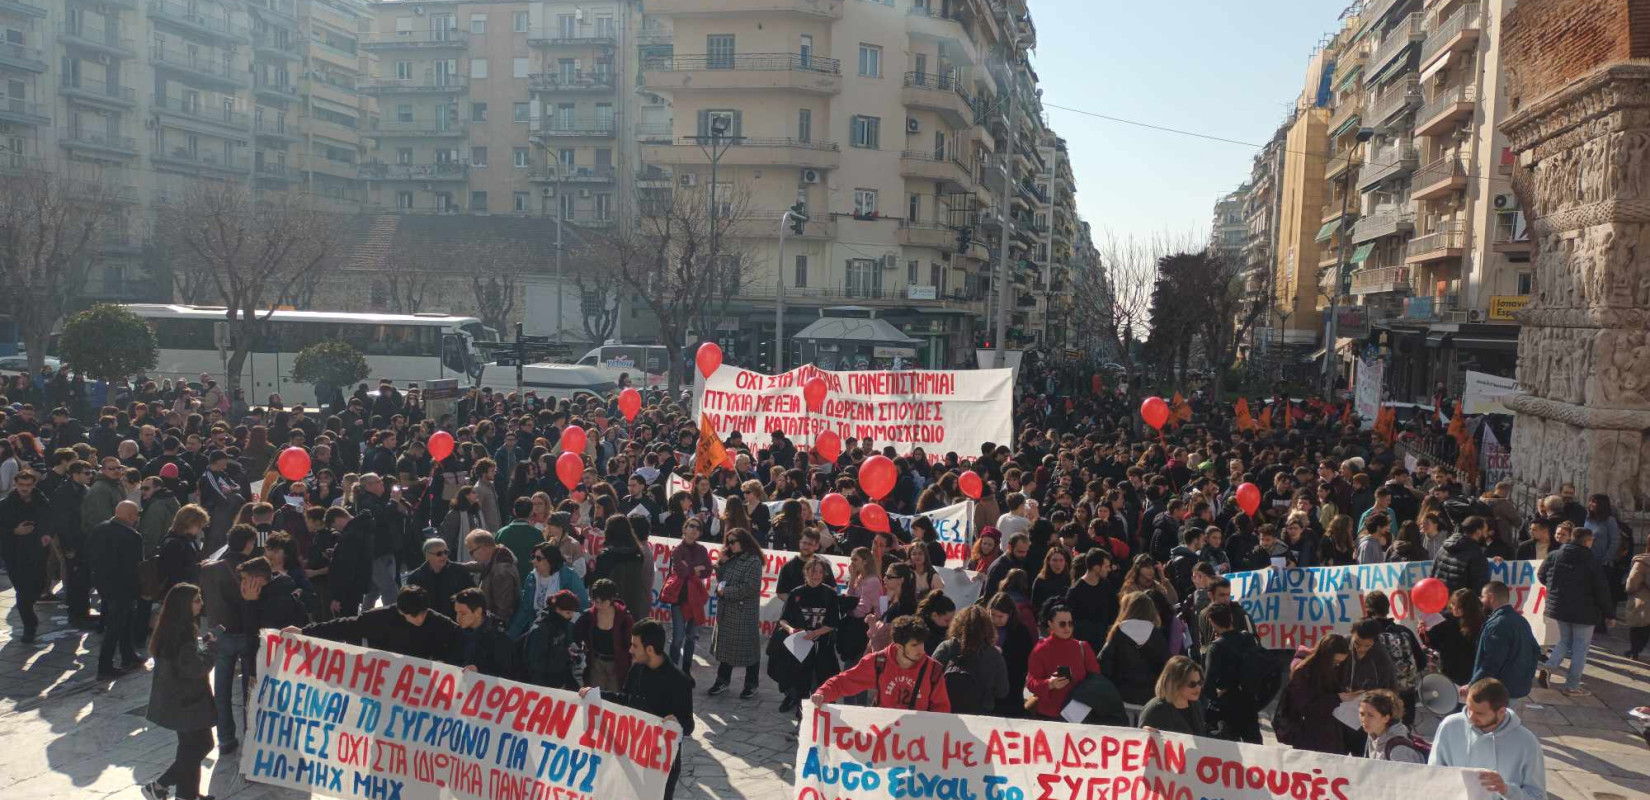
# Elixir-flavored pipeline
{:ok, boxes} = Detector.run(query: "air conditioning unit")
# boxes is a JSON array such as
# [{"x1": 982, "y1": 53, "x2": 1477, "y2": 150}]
[
  {"x1": 579, "y1": 188, "x2": 591, "y2": 198},
  {"x1": 881, "y1": 253, "x2": 898, "y2": 270},
  {"x1": 906, "y1": 118, "x2": 920, "y2": 134},
  {"x1": 541, "y1": 187, "x2": 554, "y2": 197},
  {"x1": 411, "y1": 5, "x2": 424, "y2": 14},
  {"x1": 1468, "y1": 309, "x2": 1486, "y2": 322},
  {"x1": 678, "y1": 173, "x2": 697, "y2": 187},
  {"x1": 1493, "y1": 194, "x2": 1513, "y2": 209},
  {"x1": 801, "y1": 169, "x2": 820, "y2": 184}
]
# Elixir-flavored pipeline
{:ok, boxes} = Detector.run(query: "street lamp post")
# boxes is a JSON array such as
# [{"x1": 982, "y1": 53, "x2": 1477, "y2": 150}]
[
  {"x1": 776, "y1": 203, "x2": 807, "y2": 372},
  {"x1": 688, "y1": 117, "x2": 743, "y2": 314},
  {"x1": 1322, "y1": 128, "x2": 1373, "y2": 397},
  {"x1": 529, "y1": 134, "x2": 565, "y2": 342}
]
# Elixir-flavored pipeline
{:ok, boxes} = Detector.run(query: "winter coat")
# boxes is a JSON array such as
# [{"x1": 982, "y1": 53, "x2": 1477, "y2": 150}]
[
  {"x1": 304, "y1": 606, "x2": 463, "y2": 662},
  {"x1": 573, "y1": 602, "x2": 635, "y2": 678},
  {"x1": 1098, "y1": 627, "x2": 1169, "y2": 705},
  {"x1": 470, "y1": 546, "x2": 520, "y2": 622},
  {"x1": 1538, "y1": 543, "x2": 1614, "y2": 627},
  {"x1": 1626, "y1": 554, "x2": 1650, "y2": 629},
  {"x1": 1277, "y1": 670, "x2": 1347, "y2": 754},
  {"x1": 1471, "y1": 604, "x2": 1540, "y2": 699},
  {"x1": 146, "y1": 636, "x2": 218, "y2": 732},
  {"x1": 473, "y1": 479, "x2": 502, "y2": 533},
  {"x1": 594, "y1": 539, "x2": 651, "y2": 619},
  {"x1": 518, "y1": 609, "x2": 576, "y2": 689},
  {"x1": 711, "y1": 550, "x2": 763, "y2": 667},
  {"x1": 157, "y1": 533, "x2": 202, "y2": 595},
  {"x1": 88, "y1": 518, "x2": 143, "y2": 601},
  {"x1": 404, "y1": 561, "x2": 476, "y2": 619},
  {"x1": 139, "y1": 491, "x2": 182, "y2": 559},
  {"x1": 81, "y1": 476, "x2": 126, "y2": 537},
  {"x1": 1432, "y1": 533, "x2": 1489, "y2": 596},
  {"x1": 507, "y1": 566, "x2": 587, "y2": 638},
  {"x1": 458, "y1": 612, "x2": 516, "y2": 678}
]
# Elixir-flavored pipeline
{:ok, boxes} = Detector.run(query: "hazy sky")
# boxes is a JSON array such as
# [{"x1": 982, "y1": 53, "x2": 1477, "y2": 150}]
[{"x1": 1031, "y1": 0, "x2": 1352, "y2": 244}]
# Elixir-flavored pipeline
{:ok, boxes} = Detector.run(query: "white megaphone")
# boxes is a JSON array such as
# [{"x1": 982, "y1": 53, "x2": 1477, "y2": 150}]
[{"x1": 1417, "y1": 673, "x2": 1460, "y2": 716}]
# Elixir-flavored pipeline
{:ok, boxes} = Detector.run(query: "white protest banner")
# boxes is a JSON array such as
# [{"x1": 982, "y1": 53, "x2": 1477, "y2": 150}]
[
  {"x1": 794, "y1": 702, "x2": 1490, "y2": 800},
  {"x1": 243, "y1": 631, "x2": 675, "y2": 800},
  {"x1": 1228, "y1": 560, "x2": 1549, "y2": 649},
  {"x1": 695, "y1": 364, "x2": 1013, "y2": 463},
  {"x1": 1354, "y1": 356, "x2": 1382, "y2": 429},
  {"x1": 1462, "y1": 370, "x2": 1517, "y2": 415}
]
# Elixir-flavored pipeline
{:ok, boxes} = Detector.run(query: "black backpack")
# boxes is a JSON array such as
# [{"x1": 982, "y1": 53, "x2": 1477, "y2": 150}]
[
  {"x1": 942, "y1": 653, "x2": 989, "y2": 715},
  {"x1": 1237, "y1": 635, "x2": 1286, "y2": 708},
  {"x1": 1443, "y1": 496, "x2": 1491, "y2": 526}
]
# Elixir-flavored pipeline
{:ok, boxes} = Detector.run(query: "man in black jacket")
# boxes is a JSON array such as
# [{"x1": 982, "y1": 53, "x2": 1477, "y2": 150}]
[
  {"x1": 87, "y1": 500, "x2": 144, "y2": 678},
  {"x1": 53, "y1": 460, "x2": 95, "y2": 626},
  {"x1": 579, "y1": 619, "x2": 694, "y2": 800},
  {"x1": 323, "y1": 507, "x2": 374, "y2": 617},
  {"x1": 452, "y1": 588, "x2": 514, "y2": 677},
  {"x1": 0, "y1": 470, "x2": 52, "y2": 641},
  {"x1": 1536, "y1": 529, "x2": 1615, "y2": 694},
  {"x1": 405, "y1": 538, "x2": 475, "y2": 619},
  {"x1": 1433, "y1": 516, "x2": 1492, "y2": 596},
  {"x1": 296, "y1": 585, "x2": 461, "y2": 662},
  {"x1": 1203, "y1": 602, "x2": 1262, "y2": 744},
  {"x1": 355, "y1": 472, "x2": 408, "y2": 609}
]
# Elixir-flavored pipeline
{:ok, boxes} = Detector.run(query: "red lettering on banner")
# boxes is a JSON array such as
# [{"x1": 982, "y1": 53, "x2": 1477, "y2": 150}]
[{"x1": 578, "y1": 703, "x2": 678, "y2": 774}]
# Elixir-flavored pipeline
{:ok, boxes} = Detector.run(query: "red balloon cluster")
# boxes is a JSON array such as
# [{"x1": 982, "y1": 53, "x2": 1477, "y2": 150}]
[
  {"x1": 860, "y1": 503, "x2": 890, "y2": 533},
  {"x1": 815, "y1": 430, "x2": 842, "y2": 463},
  {"x1": 560, "y1": 424, "x2": 587, "y2": 455},
  {"x1": 859, "y1": 455, "x2": 896, "y2": 500},
  {"x1": 276, "y1": 447, "x2": 310, "y2": 482},
  {"x1": 803, "y1": 376, "x2": 828, "y2": 412},
  {"x1": 820, "y1": 493, "x2": 851, "y2": 528},
  {"x1": 696, "y1": 342, "x2": 723, "y2": 378},
  {"x1": 427, "y1": 430, "x2": 455, "y2": 461},
  {"x1": 958, "y1": 471, "x2": 983, "y2": 501},
  {"x1": 1234, "y1": 482, "x2": 1261, "y2": 517},
  {"x1": 1140, "y1": 396, "x2": 1169, "y2": 430},
  {"x1": 618, "y1": 387, "x2": 642, "y2": 422},
  {"x1": 555, "y1": 451, "x2": 583, "y2": 490}
]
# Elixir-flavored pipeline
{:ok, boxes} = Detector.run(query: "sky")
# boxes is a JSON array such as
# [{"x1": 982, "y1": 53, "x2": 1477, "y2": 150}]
[{"x1": 1031, "y1": 0, "x2": 1353, "y2": 247}]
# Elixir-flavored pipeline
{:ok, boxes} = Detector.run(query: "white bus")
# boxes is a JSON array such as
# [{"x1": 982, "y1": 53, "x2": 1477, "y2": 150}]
[{"x1": 123, "y1": 305, "x2": 493, "y2": 402}]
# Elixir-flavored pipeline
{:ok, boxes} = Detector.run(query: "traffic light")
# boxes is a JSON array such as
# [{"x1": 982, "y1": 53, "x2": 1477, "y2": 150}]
[
  {"x1": 788, "y1": 202, "x2": 808, "y2": 236},
  {"x1": 955, "y1": 226, "x2": 973, "y2": 253}
]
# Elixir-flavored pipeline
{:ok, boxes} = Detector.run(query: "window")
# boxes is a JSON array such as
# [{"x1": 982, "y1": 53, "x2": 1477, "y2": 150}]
[
  {"x1": 151, "y1": 319, "x2": 217, "y2": 351},
  {"x1": 513, "y1": 57, "x2": 529, "y2": 78},
  {"x1": 470, "y1": 191, "x2": 487, "y2": 212},
  {"x1": 697, "y1": 109, "x2": 740, "y2": 137},
  {"x1": 396, "y1": 147, "x2": 413, "y2": 165},
  {"x1": 908, "y1": 260, "x2": 919, "y2": 283},
  {"x1": 559, "y1": 148, "x2": 574, "y2": 166},
  {"x1": 858, "y1": 44, "x2": 882, "y2": 77},
  {"x1": 513, "y1": 11, "x2": 528, "y2": 32},
  {"x1": 514, "y1": 147, "x2": 529, "y2": 168},
  {"x1": 595, "y1": 148, "x2": 612, "y2": 167},
  {"x1": 709, "y1": 182, "x2": 733, "y2": 216},
  {"x1": 471, "y1": 102, "x2": 487, "y2": 122},
  {"x1": 846, "y1": 259, "x2": 881, "y2": 297},
  {"x1": 559, "y1": 193, "x2": 575, "y2": 219},
  {"x1": 931, "y1": 263, "x2": 944, "y2": 291},
  {"x1": 798, "y1": 109, "x2": 811, "y2": 143},
  {"x1": 470, "y1": 58, "x2": 487, "y2": 79},
  {"x1": 396, "y1": 191, "x2": 413, "y2": 209},
  {"x1": 557, "y1": 14, "x2": 576, "y2": 38},
  {"x1": 436, "y1": 193, "x2": 455, "y2": 212},
  {"x1": 514, "y1": 191, "x2": 529, "y2": 212},
  {"x1": 914, "y1": 53, "x2": 927, "y2": 81},
  {"x1": 396, "y1": 103, "x2": 413, "y2": 123},
  {"x1": 596, "y1": 15, "x2": 615, "y2": 38},
  {"x1": 469, "y1": 14, "x2": 486, "y2": 34},
  {"x1": 799, "y1": 34, "x2": 813, "y2": 67},
  {"x1": 471, "y1": 146, "x2": 487, "y2": 166},
  {"x1": 707, "y1": 35, "x2": 735, "y2": 69},
  {"x1": 794, "y1": 255, "x2": 808, "y2": 288},
  {"x1": 396, "y1": 61, "x2": 412, "y2": 80},
  {"x1": 851, "y1": 115, "x2": 880, "y2": 149},
  {"x1": 908, "y1": 194, "x2": 920, "y2": 223},
  {"x1": 853, "y1": 188, "x2": 878, "y2": 216},
  {"x1": 1516, "y1": 272, "x2": 1532, "y2": 295},
  {"x1": 595, "y1": 193, "x2": 611, "y2": 220},
  {"x1": 514, "y1": 102, "x2": 530, "y2": 122}
]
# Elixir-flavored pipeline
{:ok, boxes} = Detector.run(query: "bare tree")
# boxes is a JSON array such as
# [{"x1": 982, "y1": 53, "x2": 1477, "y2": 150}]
[
  {"x1": 567, "y1": 248, "x2": 620, "y2": 345},
  {"x1": 0, "y1": 163, "x2": 120, "y2": 372},
  {"x1": 1187, "y1": 249, "x2": 1270, "y2": 401},
  {"x1": 1073, "y1": 231, "x2": 1158, "y2": 400},
  {"x1": 469, "y1": 263, "x2": 520, "y2": 336},
  {"x1": 157, "y1": 182, "x2": 340, "y2": 393},
  {"x1": 387, "y1": 270, "x2": 436, "y2": 314},
  {"x1": 584, "y1": 184, "x2": 753, "y2": 396}
]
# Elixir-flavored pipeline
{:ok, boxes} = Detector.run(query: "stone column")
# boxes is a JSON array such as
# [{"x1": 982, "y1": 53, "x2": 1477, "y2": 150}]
[{"x1": 1500, "y1": 60, "x2": 1650, "y2": 519}]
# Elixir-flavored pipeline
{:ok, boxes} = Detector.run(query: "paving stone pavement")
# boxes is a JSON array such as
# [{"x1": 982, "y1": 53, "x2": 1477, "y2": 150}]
[{"x1": 2, "y1": 573, "x2": 1647, "y2": 800}]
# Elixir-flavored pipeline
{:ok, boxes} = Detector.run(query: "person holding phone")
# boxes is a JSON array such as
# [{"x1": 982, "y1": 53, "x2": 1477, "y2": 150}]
[{"x1": 1025, "y1": 604, "x2": 1100, "y2": 719}]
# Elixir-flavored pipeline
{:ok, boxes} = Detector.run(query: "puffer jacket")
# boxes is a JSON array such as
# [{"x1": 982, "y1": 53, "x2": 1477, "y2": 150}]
[
  {"x1": 1538, "y1": 543, "x2": 1614, "y2": 627},
  {"x1": 1627, "y1": 554, "x2": 1650, "y2": 629},
  {"x1": 1432, "y1": 533, "x2": 1489, "y2": 595}
]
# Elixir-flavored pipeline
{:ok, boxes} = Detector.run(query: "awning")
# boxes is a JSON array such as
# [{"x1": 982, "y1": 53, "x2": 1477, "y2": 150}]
[
  {"x1": 791, "y1": 315, "x2": 921, "y2": 344},
  {"x1": 1452, "y1": 335, "x2": 1518, "y2": 351},
  {"x1": 1420, "y1": 50, "x2": 1454, "y2": 83},
  {"x1": 1315, "y1": 220, "x2": 1341, "y2": 242},
  {"x1": 1336, "y1": 337, "x2": 1358, "y2": 353},
  {"x1": 1335, "y1": 63, "x2": 1364, "y2": 91},
  {"x1": 1350, "y1": 243, "x2": 1376, "y2": 263},
  {"x1": 1330, "y1": 112, "x2": 1362, "y2": 138},
  {"x1": 1426, "y1": 333, "x2": 1448, "y2": 348}
]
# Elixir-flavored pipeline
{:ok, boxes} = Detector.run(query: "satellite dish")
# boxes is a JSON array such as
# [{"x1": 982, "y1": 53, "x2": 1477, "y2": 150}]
[{"x1": 1417, "y1": 673, "x2": 1459, "y2": 716}]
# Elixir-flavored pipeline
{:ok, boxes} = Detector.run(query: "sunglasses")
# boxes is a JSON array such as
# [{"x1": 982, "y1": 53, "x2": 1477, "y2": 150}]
[
  {"x1": 1051, "y1": 620, "x2": 1073, "y2": 628},
  {"x1": 1187, "y1": 680, "x2": 1203, "y2": 688},
  {"x1": 430, "y1": 550, "x2": 449, "y2": 557}
]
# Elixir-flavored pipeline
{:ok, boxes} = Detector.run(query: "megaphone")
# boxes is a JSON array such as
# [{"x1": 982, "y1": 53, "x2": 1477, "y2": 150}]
[{"x1": 1417, "y1": 673, "x2": 1460, "y2": 716}]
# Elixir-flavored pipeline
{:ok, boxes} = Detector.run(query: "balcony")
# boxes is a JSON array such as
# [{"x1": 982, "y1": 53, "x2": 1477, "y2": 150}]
[
  {"x1": 252, "y1": 32, "x2": 304, "y2": 60},
  {"x1": 642, "y1": 54, "x2": 841, "y2": 95},
  {"x1": 1358, "y1": 145, "x2": 1415, "y2": 191},
  {"x1": 59, "y1": 76, "x2": 136, "y2": 109},
  {"x1": 61, "y1": 128, "x2": 138, "y2": 156},
  {"x1": 152, "y1": 147, "x2": 252, "y2": 174},
  {"x1": 375, "y1": 118, "x2": 466, "y2": 138},
  {"x1": 900, "y1": 150, "x2": 973, "y2": 190},
  {"x1": 902, "y1": 72, "x2": 974, "y2": 127},
  {"x1": 1333, "y1": 49, "x2": 1367, "y2": 89},
  {"x1": 150, "y1": 47, "x2": 247, "y2": 89},
  {"x1": 1493, "y1": 210, "x2": 1531, "y2": 254},
  {"x1": 359, "y1": 76, "x2": 467, "y2": 95},
  {"x1": 358, "y1": 30, "x2": 467, "y2": 50},
  {"x1": 0, "y1": 97, "x2": 48, "y2": 126},
  {"x1": 248, "y1": 0, "x2": 298, "y2": 24},
  {"x1": 642, "y1": 137, "x2": 840, "y2": 170},
  {"x1": 253, "y1": 116, "x2": 299, "y2": 141},
  {"x1": 644, "y1": 0, "x2": 843, "y2": 18},
  {"x1": 528, "y1": 164, "x2": 617, "y2": 184},
  {"x1": 1367, "y1": 12, "x2": 1423, "y2": 82},
  {"x1": 527, "y1": 31, "x2": 616, "y2": 49},
  {"x1": 1325, "y1": 147, "x2": 1360, "y2": 180},
  {"x1": 635, "y1": 121, "x2": 673, "y2": 141},
  {"x1": 357, "y1": 162, "x2": 469, "y2": 181},
  {"x1": 1415, "y1": 83, "x2": 1478, "y2": 137},
  {"x1": 308, "y1": 37, "x2": 360, "y2": 70},
  {"x1": 58, "y1": 24, "x2": 137, "y2": 59},
  {"x1": 153, "y1": 94, "x2": 249, "y2": 133},
  {"x1": 528, "y1": 71, "x2": 617, "y2": 93},
  {"x1": 303, "y1": 76, "x2": 358, "y2": 106},
  {"x1": 1411, "y1": 156, "x2": 1467, "y2": 200},
  {"x1": 0, "y1": 0, "x2": 44, "y2": 18},
  {"x1": 1328, "y1": 101, "x2": 1361, "y2": 138},
  {"x1": 1366, "y1": 76, "x2": 1421, "y2": 129},
  {"x1": 537, "y1": 118, "x2": 617, "y2": 137},
  {"x1": 897, "y1": 222, "x2": 958, "y2": 249},
  {"x1": 1420, "y1": 3, "x2": 1481, "y2": 70},
  {"x1": 1352, "y1": 204, "x2": 1415, "y2": 243},
  {"x1": 254, "y1": 79, "x2": 301, "y2": 102},
  {"x1": 147, "y1": 0, "x2": 247, "y2": 43},
  {"x1": 1406, "y1": 224, "x2": 1466, "y2": 263},
  {"x1": 1350, "y1": 265, "x2": 1412, "y2": 295},
  {"x1": 254, "y1": 161, "x2": 298, "y2": 182},
  {"x1": 906, "y1": 6, "x2": 978, "y2": 64}
]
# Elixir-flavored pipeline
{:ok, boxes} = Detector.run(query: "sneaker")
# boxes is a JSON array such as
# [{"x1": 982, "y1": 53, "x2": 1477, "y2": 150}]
[
  {"x1": 1561, "y1": 684, "x2": 1590, "y2": 697},
  {"x1": 219, "y1": 739, "x2": 240, "y2": 755},
  {"x1": 778, "y1": 694, "x2": 798, "y2": 713},
  {"x1": 141, "y1": 781, "x2": 170, "y2": 800},
  {"x1": 739, "y1": 684, "x2": 757, "y2": 700},
  {"x1": 706, "y1": 681, "x2": 729, "y2": 697},
  {"x1": 1536, "y1": 668, "x2": 1550, "y2": 690}
]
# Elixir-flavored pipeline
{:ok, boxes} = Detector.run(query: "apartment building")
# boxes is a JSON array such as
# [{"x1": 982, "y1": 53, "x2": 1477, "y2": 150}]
[
  {"x1": 1209, "y1": 184, "x2": 1248, "y2": 259},
  {"x1": 1035, "y1": 133, "x2": 1077, "y2": 351},
  {"x1": 1239, "y1": 125, "x2": 1287, "y2": 359},
  {"x1": 8, "y1": 0, "x2": 369, "y2": 303}
]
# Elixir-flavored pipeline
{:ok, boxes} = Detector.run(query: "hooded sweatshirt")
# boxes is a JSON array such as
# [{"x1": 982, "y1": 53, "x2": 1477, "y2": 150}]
[
  {"x1": 1428, "y1": 708, "x2": 1544, "y2": 800},
  {"x1": 1365, "y1": 721, "x2": 1425, "y2": 763}
]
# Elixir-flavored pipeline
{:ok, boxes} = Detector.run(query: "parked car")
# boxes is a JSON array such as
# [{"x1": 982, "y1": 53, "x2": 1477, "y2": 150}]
[{"x1": 0, "y1": 355, "x2": 61, "y2": 375}]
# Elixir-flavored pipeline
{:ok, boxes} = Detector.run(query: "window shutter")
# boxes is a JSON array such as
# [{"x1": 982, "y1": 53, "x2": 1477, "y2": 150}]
[
  {"x1": 696, "y1": 110, "x2": 709, "y2": 137},
  {"x1": 732, "y1": 111, "x2": 743, "y2": 137}
]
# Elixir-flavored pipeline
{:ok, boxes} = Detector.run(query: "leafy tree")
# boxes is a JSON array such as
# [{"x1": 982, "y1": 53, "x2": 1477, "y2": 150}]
[
  {"x1": 290, "y1": 340, "x2": 370, "y2": 387},
  {"x1": 59, "y1": 305, "x2": 158, "y2": 400}
]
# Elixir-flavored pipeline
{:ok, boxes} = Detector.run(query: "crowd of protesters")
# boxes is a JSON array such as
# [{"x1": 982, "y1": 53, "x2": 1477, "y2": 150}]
[{"x1": 1, "y1": 363, "x2": 1643, "y2": 800}]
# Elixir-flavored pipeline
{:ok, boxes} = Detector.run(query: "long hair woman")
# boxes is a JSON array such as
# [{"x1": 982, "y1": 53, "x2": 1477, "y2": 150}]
[
  {"x1": 141, "y1": 584, "x2": 217, "y2": 800},
  {"x1": 1276, "y1": 634, "x2": 1353, "y2": 754}
]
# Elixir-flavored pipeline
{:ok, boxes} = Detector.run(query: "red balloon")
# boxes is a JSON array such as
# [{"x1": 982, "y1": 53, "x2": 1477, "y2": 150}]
[
  {"x1": 803, "y1": 376, "x2": 828, "y2": 413},
  {"x1": 276, "y1": 447, "x2": 311, "y2": 482},
  {"x1": 427, "y1": 430, "x2": 455, "y2": 461},
  {"x1": 1411, "y1": 577, "x2": 1450, "y2": 615},
  {"x1": 555, "y1": 451, "x2": 584, "y2": 490},
  {"x1": 618, "y1": 387, "x2": 642, "y2": 422},
  {"x1": 815, "y1": 430, "x2": 842, "y2": 463},
  {"x1": 860, "y1": 502, "x2": 890, "y2": 533},
  {"x1": 1140, "y1": 396, "x2": 1170, "y2": 430},
  {"x1": 859, "y1": 454, "x2": 897, "y2": 501},
  {"x1": 820, "y1": 493, "x2": 851, "y2": 528},
  {"x1": 696, "y1": 342, "x2": 723, "y2": 378},
  {"x1": 958, "y1": 470, "x2": 983, "y2": 501},
  {"x1": 1234, "y1": 482, "x2": 1261, "y2": 517},
  {"x1": 560, "y1": 424, "x2": 587, "y2": 455}
]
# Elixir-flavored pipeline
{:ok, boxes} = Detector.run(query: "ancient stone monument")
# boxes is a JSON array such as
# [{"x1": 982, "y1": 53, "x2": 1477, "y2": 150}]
[{"x1": 1499, "y1": 0, "x2": 1650, "y2": 519}]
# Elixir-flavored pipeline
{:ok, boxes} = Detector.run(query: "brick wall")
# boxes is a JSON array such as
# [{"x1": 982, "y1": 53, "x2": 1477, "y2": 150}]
[{"x1": 1502, "y1": 0, "x2": 1650, "y2": 110}]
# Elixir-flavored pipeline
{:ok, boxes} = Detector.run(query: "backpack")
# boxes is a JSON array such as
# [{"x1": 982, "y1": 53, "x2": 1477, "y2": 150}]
[
  {"x1": 136, "y1": 557, "x2": 165, "y2": 603},
  {"x1": 1442, "y1": 496, "x2": 1490, "y2": 527},
  {"x1": 1378, "y1": 624, "x2": 1422, "y2": 692},
  {"x1": 942, "y1": 652, "x2": 989, "y2": 715},
  {"x1": 1236, "y1": 634, "x2": 1286, "y2": 708},
  {"x1": 1381, "y1": 732, "x2": 1432, "y2": 761}
]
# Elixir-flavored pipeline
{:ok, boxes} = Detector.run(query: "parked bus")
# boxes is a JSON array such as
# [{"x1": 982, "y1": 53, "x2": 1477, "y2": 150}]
[{"x1": 122, "y1": 304, "x2": 493, "y2": 402}]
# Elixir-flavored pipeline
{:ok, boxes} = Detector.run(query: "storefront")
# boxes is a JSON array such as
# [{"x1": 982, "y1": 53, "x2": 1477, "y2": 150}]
[{"x1": 792, "y1": 310, "x2": 924, "y2": 371}]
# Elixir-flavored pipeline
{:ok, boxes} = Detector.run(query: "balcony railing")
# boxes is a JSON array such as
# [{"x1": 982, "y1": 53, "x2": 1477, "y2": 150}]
[
  {"x1": 153, "y1": 94, "x2": 249, "y2": 128},
  {"x1": 1329, "y1": 100, "x2": 1360, "y2": 135},
  {"x1": 1359, "y1": 143, "x2": 1418, "y2": 189},
  {"x1": 375, "y1": 119, "x2": 466, "y2": 136},
  {"x1": 736, "y1": 284, "x2": 980, "y2": 307},
  {"x1": 1418, "y1": 83, "x2": 1478, "y2": 126},
  {"x1": 64, "y1": 128, "x2": 138, "y2": 153},
  {"x1": 147, "y1": 0, "x2": 247, "y2": 39},
  {"x1": 58, "y1": 24, "x2": 136, "y2": 56},
  {"x1": 252, "y1": 32, "x2": 304, "y2": 56},
  {"x1": 152, "y1": 148, "x2": 252, "y2": 171},
  {"x1": 902, "y1": 71, "x2": 975, "y2": 112},
  {"x1": 358, "y1": 30, "x2": 468, "y2": 48},
  {"x1": 357, "y1": 162, "x2": 469, "y2": 180},
  {"x1": 659, "y1": 135, "x2": 838, "y2": 151},
  {"x1": 150, "y1": 46, "x2": 244, "y2": 83},
  {"x1": 0, "y1": 97, "x2": 47, "y2": 124},
  {"x1": 359, "y1": 76, "x2": 467, "y2": 94},
  {"x1": 1406, "y1": 223, "x2": 1466, "y2": 259},
  {"x1": 643, "y1": 53, "x2": 841, "y2": 74},
  {"x1": 1412, "y1": 156, "x2": 1465, "y2": 196},
  {"x1": 0, "y1": 0, "x2": 45, "y2": 17},
  {"x1": 527, "y1": 30, "x2": 616, "y2": 47},
  {"x1": 254, "y1": 117, "x2": 298, "y2": 137},
  {"x1": 1326, "y1": 147, "x2": 1359, "y2": 178},
  {"x1": 1369, "y1": 12, "x2": 1423, "y2": 76},
  {"x1": 528, "y1": 71, "x2": 616, "y2": 91},
  {"x1": 1352, "y1": 204, "x2": 1416, "y2": 242},
  {"x1": 1350, "y1": 265, "x2": 1412, "y2": 295},
  {"x1": 531, "y1": 164, "x2": 617, "y2": 182},
  {"x1": 59, "y1": 75, "x2": 136, "y2": 104},
  {"x1": 539, "y1": 118, "x2": 617, "y2": 136},
  {"x1": 1367, "y1": 76, "x2": 1421, "y2": 125},
  {"x1": 1421, "y1": 3, "x2": 1481, "y2": 66},
  {"x1": 635, "y1": 121, "x2": 673, "y2": 139}
]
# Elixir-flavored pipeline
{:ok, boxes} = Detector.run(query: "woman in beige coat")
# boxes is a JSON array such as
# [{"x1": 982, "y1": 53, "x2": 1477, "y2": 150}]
[{"x1": 1624, "y1": 542, "x2": 1650, "y2": 661}]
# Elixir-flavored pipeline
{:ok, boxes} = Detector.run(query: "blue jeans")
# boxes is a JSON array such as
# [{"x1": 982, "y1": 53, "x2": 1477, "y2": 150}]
[
  {"x1": 369, "y1": 554, "x2": 398, "y2": 610},
  {"x1": 669, "y1": 605, "x2": 698, "y2": 672},
  {"x1": 214, "y1": 633, "x2": 255, "y2": 745},
  {"x1": 1544, "y1": 621, "x2": 1595, "y2": 686}
]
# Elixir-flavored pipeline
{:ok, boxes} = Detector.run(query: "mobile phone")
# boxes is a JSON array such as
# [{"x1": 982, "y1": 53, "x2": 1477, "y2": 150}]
[{"x1": 1054, "y1": 666, "x2": 1072, "y2": 680}]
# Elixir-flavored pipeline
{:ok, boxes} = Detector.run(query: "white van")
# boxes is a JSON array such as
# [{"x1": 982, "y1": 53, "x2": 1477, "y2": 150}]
[
  {"x1": 478, "y1": 363, "x2": 615, "y2": 401},
  {"x1": 575, "y1": 344, "x2": 671, "y2": 387}
]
